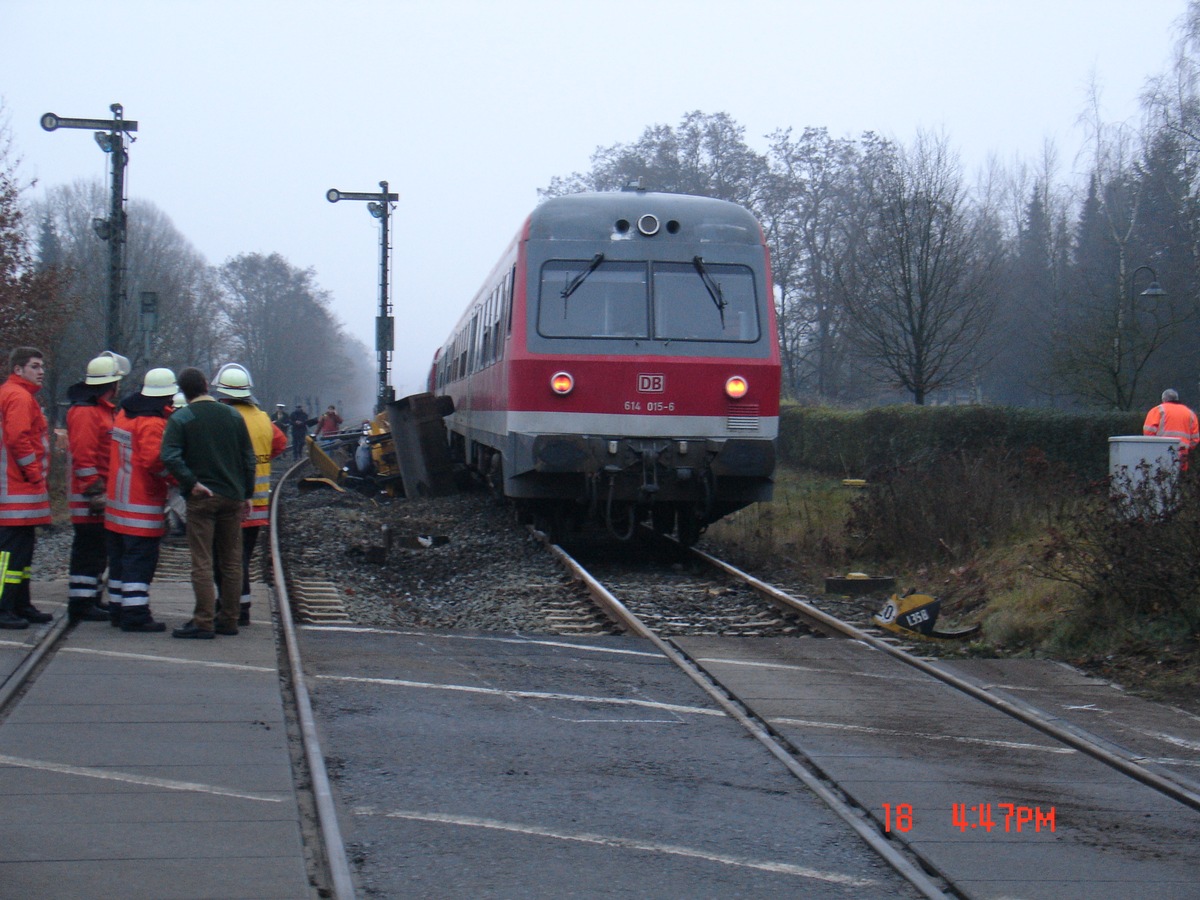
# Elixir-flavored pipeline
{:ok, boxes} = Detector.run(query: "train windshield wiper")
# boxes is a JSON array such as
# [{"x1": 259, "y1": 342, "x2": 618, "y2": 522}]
[
  {"x1": 692, "y1": 256, "x2": 727, "y2": 327},
  {"x1": 561, "y1": 253, "x2": 605, "y2": 301}
]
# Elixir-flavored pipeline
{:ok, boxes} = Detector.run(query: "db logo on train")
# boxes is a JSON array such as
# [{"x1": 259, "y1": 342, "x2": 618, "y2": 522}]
[{"x1": 637, "y1": 374, "x2": 665, "y2": 393}]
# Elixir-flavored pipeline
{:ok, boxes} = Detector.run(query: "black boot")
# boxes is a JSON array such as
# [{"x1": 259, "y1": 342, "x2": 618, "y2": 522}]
[
  {"x1": 0, "y1": 609, "x2": 29, "y2": 629},
  {"x1": 69, "y1": 598, "x2": 110, "y2": 624},
  {"x1": 109, "y1": 601, "x2": 123, "y2": 628},
  {"x1": 16, "y1": 604, "x2": 52, "y2": 624},
  {"x1": 239, "y1": 602, "x2": 251, "y2": 626},
  {"x1": 119, "y1": 605, "x2": 166, "y2": 633}
]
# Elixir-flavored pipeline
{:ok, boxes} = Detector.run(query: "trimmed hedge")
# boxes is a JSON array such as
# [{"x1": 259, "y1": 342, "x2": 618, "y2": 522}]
[{"x1": 778, "y1": 405, "x2": 1144, "y2": 481}]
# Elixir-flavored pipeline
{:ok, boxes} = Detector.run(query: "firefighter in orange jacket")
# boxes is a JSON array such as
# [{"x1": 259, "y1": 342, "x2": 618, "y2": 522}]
[
  {"x1": 1143, "y1": 388, "x2": 1200, "y2": 468},
  {"x1": 65, "y1": 351, "x2": 130, "y2": 623},
  {"x1": 0, "y1": 347, "x2": 53, "y2": 630},
  {"x1": 211, "y1": 363, "x2": 286, "y2": 625},
  {"x1": 105, "y1": 368, "x2": 178, "y2": 633}
]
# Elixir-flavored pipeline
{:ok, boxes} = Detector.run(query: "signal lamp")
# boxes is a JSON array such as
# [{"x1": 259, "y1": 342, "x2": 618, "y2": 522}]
[
  {"x1": 550, "y1": 371, "x2": 574, "y2": 395},
  {"x1": 725, "y1": 376, "x2": 749, "y2": 399}
]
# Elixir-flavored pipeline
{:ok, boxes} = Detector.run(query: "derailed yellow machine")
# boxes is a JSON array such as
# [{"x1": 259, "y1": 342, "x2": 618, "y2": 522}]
[
  {"x1": 301, "y1": 392, "x2": 455, "y2": 498},
  {"x1": 302, "y1": 411, "x2": 404, "y2": 495}
]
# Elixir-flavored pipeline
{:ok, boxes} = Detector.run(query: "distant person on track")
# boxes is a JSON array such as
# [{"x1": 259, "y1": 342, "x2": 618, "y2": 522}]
[
  {"x1": 104, "y1": 368, "x2": 179, "y2": 633},
  {"x1": 316, "y1": 404, "x2": 343, "y2": 448},
  {"x1": 211, "y1": 363, "x2": 286, "y2": 625},
  {"x1": 1143, "y1": 388, "x2": 1200, "y2": 469},
  {"x1": 0, "y1": 348, "x2": 53, "y2": 630},
  {"x1": 65, "y1": 351, "x2": 130, "y2": 624},
  {"x1": 289, "y1": 404, "x2": 315, "y2": 460},
  {"x1": 160, "y1": 367, "x2": 255, "y2": 639}
]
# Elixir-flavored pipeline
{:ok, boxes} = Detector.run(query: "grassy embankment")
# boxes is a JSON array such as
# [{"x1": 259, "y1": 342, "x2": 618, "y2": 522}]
[{"x1": 704, "y1": 459, "x2": 1200, "y2": 703}]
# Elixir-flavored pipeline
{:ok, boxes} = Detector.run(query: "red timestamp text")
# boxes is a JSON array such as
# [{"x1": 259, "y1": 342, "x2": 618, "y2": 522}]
[
  {"x1": 880, "y1": 802, "x2": 1057, "y2": 834},
  {"x1": 953, "y1": 802, "x2": 1056, "y2": 833}
]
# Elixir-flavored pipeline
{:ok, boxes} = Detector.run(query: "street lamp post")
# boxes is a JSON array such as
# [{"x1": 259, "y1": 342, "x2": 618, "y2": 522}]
[
  {"x1": 1113, "y1": 264, "x2": 1167, "y2": 409},
  {"x1": 326, "y1": 182, "x2": 399, "y2": 414},
  {"x1": 40, "y1": 104, "x2": 138, "y2": 354}
]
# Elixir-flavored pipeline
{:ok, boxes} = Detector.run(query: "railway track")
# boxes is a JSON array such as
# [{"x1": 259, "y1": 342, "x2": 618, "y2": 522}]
[
  {"x1": 538, "y1": 528, "x2": 1200, "y2": 899},
  {"x1": 0, "y1": 461, "x2": 353, "y2": 900},
  {"x1": 12, "y1": 464, "x2": 1197, "y2": 897}
]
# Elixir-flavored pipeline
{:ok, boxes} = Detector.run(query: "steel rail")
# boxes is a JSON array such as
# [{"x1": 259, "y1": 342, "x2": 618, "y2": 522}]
[
  {"x1": 689, "y1": 544, "x2": 1200, "y2": 814},
  {"x1": 542, "y1": 534, "x2": 951, "y2": 900},
  {"x1": 0, "y1": 613, "x2": 69, "y2": 713},
  {"x1": 270, "y1": 458, "x2": 358, "y2": 899}
]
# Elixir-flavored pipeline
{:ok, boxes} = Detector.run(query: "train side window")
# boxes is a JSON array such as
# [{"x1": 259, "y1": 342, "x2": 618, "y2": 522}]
[
  {"x1": 538, "y1": 260, "x2": 648, "y2": 339},
  {"x1": 652, "y1": 262, "x2": 760, "y2": 342},
  {"x1": 504, "y1": 266, "x2": 515, "y2": 337},
  {"x1": 467, "y1": 315, "x2": 479, "y2": 374}
]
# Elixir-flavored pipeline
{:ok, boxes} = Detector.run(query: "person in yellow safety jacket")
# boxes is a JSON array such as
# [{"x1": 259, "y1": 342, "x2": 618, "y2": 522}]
[
  {"x1": 0, "y1": 348, "x2": 52, "y2": 630},
  {"x1": 105, "y1": 368, "x2": 179, "y2": 632},
  {"x1": 65, "y1": 351, "x2": 130, "y2": 623},
  {"x1": 1143, "y1": 388, "x2": 1200, "y2": 470},
  {"x1": 211, "y1": 364, "x2": 286, "y2": 625}
]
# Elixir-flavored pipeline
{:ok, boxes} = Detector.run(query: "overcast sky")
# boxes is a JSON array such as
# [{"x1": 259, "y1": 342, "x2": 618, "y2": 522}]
[{"x1": 1, "y1": 0, "x2": 1189, "y2": 400}]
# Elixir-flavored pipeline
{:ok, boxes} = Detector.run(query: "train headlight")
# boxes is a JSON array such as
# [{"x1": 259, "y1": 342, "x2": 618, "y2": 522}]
[
  {"x1": 725, "y1": 375, "x2": 749, "y2": 399},
  {"x1": 550, "y1": 371, "x2": 575, "y2": 395}
]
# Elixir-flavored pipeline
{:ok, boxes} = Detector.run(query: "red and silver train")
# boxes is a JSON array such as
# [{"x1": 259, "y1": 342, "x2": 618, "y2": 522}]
[{"x1": 430, "y1": 189, "x2": 780, "y2": 543}]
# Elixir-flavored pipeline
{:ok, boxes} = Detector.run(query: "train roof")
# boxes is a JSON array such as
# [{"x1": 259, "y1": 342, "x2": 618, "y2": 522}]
[{"x1": 528, "y1": 191, "x2": 763, "y2": 245}]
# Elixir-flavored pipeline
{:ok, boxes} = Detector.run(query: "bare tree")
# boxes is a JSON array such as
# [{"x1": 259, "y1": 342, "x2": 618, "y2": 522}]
[
  {"x1": 219, "y1": 252, "x2": 372, "y2": 410},
  {"x1": 0, "y1": 105, "x2": 75, "y2": 370},
  {"x1": 541, "y1": 111, "x2": 770, "y2": 208},
  {"x1": 35, "y1": 183, "x2": 230, "y2": 402},
  {"x1": 840, "y1": 132, "x2": 1002, "y2": 404},
  {"x1": 763, "y1": 127, "x2": 861, "y2": 401},
  {"x1": 1051, "y1": 74, "x2": 1200, "y2": 411}
]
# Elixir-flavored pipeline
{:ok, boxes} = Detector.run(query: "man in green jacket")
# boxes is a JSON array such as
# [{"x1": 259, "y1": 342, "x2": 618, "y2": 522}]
[{"x1": 159, "y1": 367, "x2": 255, "y2": 638}]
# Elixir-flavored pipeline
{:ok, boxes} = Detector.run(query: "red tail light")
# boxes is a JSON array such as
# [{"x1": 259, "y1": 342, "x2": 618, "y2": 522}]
[{"x1": 550, "y1": 371, "x2": 574, "y2": 395}]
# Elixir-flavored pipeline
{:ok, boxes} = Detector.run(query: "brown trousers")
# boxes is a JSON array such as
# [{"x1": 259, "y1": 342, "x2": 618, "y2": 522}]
[{"x1": 185, "y1": 494, "x2": 243, "y2": 630}]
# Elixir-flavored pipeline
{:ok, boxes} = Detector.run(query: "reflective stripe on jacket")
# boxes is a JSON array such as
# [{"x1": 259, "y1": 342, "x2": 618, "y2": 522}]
[
  {"x1": 1142, "y1": 402, "x2": 1200, "y2": 449},
  {"x1": 105, "y1": 410, "x2": 172, "y2": 537},
  {"x1": 231, "y1": 402, "x2": 287, "y2": 528},
  {"x1": 0, "y1": 374, "x2": 51, "y2": 526},
  {"x1": 66, "y1": 397, "x2": 116, "y2": 525}
]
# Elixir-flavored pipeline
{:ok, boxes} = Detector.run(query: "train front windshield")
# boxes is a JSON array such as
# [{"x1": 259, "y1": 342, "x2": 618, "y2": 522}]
[{"x1": 538, "y1": 259, "x2": 760, "y2": 343}]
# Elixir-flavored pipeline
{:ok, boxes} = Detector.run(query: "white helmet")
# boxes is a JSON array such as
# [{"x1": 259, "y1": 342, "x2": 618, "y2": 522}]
[
  {"x1": 141, "y1": 367, "x2": 179, "y2": 397},
  {"x1": 213, "y1": 363, "x2": 253, "y2": 398},
  {"x1": 171, "y1": 391, "x2": 186, "y2": 409},
  {"x1": 84, "y1": 351, "x2": 132, "y2": 385}
]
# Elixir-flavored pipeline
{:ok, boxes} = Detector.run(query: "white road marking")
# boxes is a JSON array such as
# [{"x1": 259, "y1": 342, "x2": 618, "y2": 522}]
[
  {"x1": 302, "y1": 625, "x2": 661, "y2": 657},
  {"x1": 59, "y1": 646, "x2": 274, "y2": 674},
  {"x1": 694, "y1": 655, "x2": 927, "y2": 683},
  {"x1": 769, "y1": 717, "x2": 1075, "y2": 754},
  {"x1": 316, "y1": 674, "x2": 724, "y2": 717},
  {"x1": 0, "y1": 753, "x2": 286, "y2": 802},
  {"x1": 1138, "y1": 730, "x2": 1200, "y2": 754},
  {"x1": 351, "y1": 806, "x2": 879, "y2": 886},
  {"x1": 1140, "y1": 757, "x2": 1200, "y2": 768}
]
